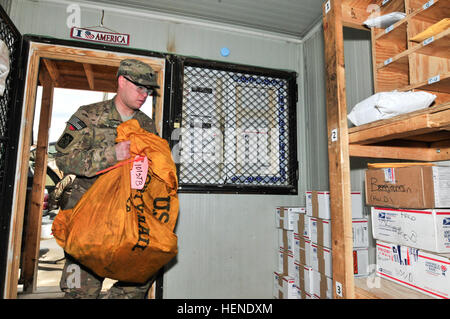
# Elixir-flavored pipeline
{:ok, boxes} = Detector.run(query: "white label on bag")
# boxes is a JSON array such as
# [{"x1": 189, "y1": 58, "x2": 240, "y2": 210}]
[
  {"x1": 423, "y1": 0, "x2": 434, "y2": 10},
  {"x1": 423, "y1": 36, "x2": 434, "y2": 46},
  {"x1": 384, "y1": 57, "x2": 393, "y2": 66},
  {"x1": 131, "y1": 155, "x2": 149, "y2": 190},
  {"x1": 428, "y1": 75, "x2": 440, "y2": 85}
]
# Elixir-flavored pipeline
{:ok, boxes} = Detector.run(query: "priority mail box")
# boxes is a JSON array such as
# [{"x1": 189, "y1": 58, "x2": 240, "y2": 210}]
[
  {"x1": 306, "y1": 191, "x2": 364, "y2": 219},
  {"x1": 310, "y1": 218, "x2": 369, "y2": 249},
  {"x1": 293, "y1": 212, "x2": 308, "y2": 238},
  {"x1": 273, "y1": 271, "x2": 282, "y2": 298},
  {"x1": 371, "y1": 206, "x2": 450, "y2": 253},
  {"x1": 298, "y1": 289, "x2": 312, "y2": 299},
  {"x1": 365, "y1": 165, "x2": 450, "y2": 209},
  {"x1": 312, "y1": 270, "x2": 332, "y2": 299},
  {"x1": 294, "y1": 235, "x2": 310, "y2": 266},
  {"x1": 352, "y1": 219, "x2": 370, "y2": 248},
  {"x1": 278, "y1": 229, "x2": 295, "y2": 253},
  {"x1": 311, "y1": 243, "x2": 332, "y2": 278},
  {"x1": 278, "y1": 248, "x2": 294, "y2": 276},
  {"x1": 310, "y1": 217, "x2": 332, "y2": 248},
  {"x1": 376, "y1": 240, "x2": 450, "y2": 299},
  {"x1": 277, "y1": 248, "x2": 285, "y2": 273},
  {"x1": 294, "y1": 262, "x2": 313, "y2": 295},
  {"x1": 281, "y1": 276, "x2": 297, "y2": 299},
  {"x1": 353, "y1": 247, "x2": 370, "y2": 277},
  {"x1": 276, "y1": 206, "x2": 305, "y2": 230}
]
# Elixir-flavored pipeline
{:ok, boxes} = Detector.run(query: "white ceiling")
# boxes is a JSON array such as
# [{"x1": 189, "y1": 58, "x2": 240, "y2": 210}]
[{"x1": 85, "y1": 0, "x2": 325, "y2": 39}]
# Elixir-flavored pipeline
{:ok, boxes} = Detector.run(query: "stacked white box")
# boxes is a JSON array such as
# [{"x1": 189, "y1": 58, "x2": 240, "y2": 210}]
[
  {"x1": 371, "y1": 206, "x2": 450, "y2": 253},
  {"x1": 305, "y1": 191, "x2": 364, "y2": 219},
  {"x1": 274, "y1": 206, "x2": 306, "y2": 299},
  {"x1": 312, "y1": 269, "x2": 333, "y2": 299},
  {"x1": 353, "y1": 247, "x2": 370, "y2": 277},
  {"x1": 273, "y1": 271, "x2": 282, "y2": 298},
  {"x1": 276, "y1": 206, "x2": 305, "y2": 230},
  {"x1": 281, "y1": 276, "x2": 298, "y2": 299},
  {"x1": 311, "y1": 243, "x2": 333, "y2": 278},
  {"x1": 310, "y1": 217, "x2": 332, "y2": 248},
  {"x1": 376, "y1": 240, "x2": 450, "y2": 299},
  {"x1": 310, "y1": 218, "x2": 369, "y2": 249},
  {"x1": 352, "y1": 219, "x2": 370, "y2": 248}
]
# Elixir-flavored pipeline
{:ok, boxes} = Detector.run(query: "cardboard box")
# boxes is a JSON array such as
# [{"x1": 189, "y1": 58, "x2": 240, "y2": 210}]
[
  {"x1": 353, "y1": 247, "x2": 370, "y2": 277},
  {"x1": 294, "y1": 236, "x2": 310, "y2": 266},
  {"x1": 278, "y1": 229, "x2": 295, "y2": 253},
  {"x1": 306, "y1": 191, "x2": 364, "y2": 219},
  {"x1": 281, "y1": 275, "x2": 298, "y2": 299},
  {"x1": 277, "y1": 248, "x2": 285, "y2": 273},
  {"x1": 352, "y1": 219, "x2": 370, "y2": 248},
  {"x1": 294, "y1": 261, "x2": 313, "y2": 295},
  {"x1": 311, "y1": 243, "x2": 332, "y2": 278},
  {"x1": 365, "y1": 165, "x2": 450, "y2": 209},
  {"x1": 312, "y1": 270, "x2": 332, "y2": 299},
  {"x1": 276, "y1": 206, "x2": 305, "y2": 230},
  {"x1": 310, "y1": 218, "x2": 370, "y2": 249},
  {"x1": 371, "y1": 206, "x2": 450, "y2": 253},
  {"x1": 273, "y1": 271, "x2": 282, "y2": 298},
  {"x1": 310, "y1": 217, "x2": 331, "y2": 248},
  {"x1": 293, "y1": 212, "x2": 309, "y2": 238},
  {"x1": 376, "y1": 240, "x2": 450, "y2": 299}
]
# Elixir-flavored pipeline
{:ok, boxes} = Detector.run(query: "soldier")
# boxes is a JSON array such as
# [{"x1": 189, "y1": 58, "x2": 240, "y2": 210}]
[{"x1": 54, "y1": 59, "x2": 159, "y2": 299}]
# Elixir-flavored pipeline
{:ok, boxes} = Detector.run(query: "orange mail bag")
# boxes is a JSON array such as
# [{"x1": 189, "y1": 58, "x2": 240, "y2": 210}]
[{"x1": 52, "y1": 119, "x2": 179, "y2": 283}]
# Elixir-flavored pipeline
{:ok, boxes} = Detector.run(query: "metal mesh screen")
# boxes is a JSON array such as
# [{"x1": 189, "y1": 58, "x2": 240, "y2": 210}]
[
  {"x1": 0, "y1": 9, "x2": 20, "y2": 198},
  {"x1": 176, "y1": 65, "x2": 296, "y2": 192}
]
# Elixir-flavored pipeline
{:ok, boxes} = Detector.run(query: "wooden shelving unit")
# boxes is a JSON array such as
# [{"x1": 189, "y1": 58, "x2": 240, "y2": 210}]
[{"x1": 322, "y1": 0, "x2": 450, "y2": 299}]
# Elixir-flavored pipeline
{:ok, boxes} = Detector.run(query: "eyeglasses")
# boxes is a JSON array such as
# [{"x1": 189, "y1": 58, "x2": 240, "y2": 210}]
[{"x1": 123, "y1": 76, "x2": 155, "y2": 96}]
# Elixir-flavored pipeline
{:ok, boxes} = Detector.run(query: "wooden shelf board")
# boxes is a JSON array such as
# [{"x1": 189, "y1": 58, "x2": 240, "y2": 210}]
[
  {"x1": 377, "y1": 29, "x2": 450, "y2": 70},
  {"x1": 402, "y1": 72, "x2": 450, "y2": 94},
  {"x1": 354, "y1": 277, "x2": 434, "y2": 299},
  {"x1": 349, "y1": 102, "x2": 450, "y2": 144},
  {"x1": 411, "y1": 0, "x2": 450, "y2": 24}
]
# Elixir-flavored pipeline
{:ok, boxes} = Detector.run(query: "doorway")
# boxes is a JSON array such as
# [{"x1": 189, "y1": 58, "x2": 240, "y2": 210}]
[{"x1": 8, "y1": 40, "x2": 166, "y2": 298}]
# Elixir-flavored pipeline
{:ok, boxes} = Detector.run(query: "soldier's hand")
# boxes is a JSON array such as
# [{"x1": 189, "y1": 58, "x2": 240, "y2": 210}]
[{"x1": 115, "y1": 140, "x2": 131, "y2": 161}]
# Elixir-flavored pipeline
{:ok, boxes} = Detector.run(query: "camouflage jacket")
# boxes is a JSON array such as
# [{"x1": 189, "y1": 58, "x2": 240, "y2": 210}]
[{"x1": 55, "y1": 97, "x2": 157, "y2": 209}]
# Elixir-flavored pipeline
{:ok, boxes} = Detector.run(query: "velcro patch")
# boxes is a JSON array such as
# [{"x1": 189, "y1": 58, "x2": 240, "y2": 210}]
[
  {"x1": 67, "y1": 115, "x2": 87, "y2": 130},
  {"x1": 57, "y1": 133, "x2": 74, "y2": 149}
]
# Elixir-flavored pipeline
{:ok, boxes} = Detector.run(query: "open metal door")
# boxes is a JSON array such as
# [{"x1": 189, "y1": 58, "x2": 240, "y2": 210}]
[{"x1": 0, "y1": 5, "x2": 26, "y2": 299}]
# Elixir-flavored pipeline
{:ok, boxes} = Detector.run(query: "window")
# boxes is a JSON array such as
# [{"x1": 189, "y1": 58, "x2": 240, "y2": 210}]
[{"x1": 169, "y1": 59, "x2": 298, "y2": 194}]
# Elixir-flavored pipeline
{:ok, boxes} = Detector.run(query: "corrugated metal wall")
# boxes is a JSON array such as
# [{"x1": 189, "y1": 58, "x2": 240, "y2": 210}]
[
  {"x1": 8, "y1": 0, "x2": 306, "y2": 298},
  {"x1": 302, "y1": 25, "x2": 377, "y2": 264}
]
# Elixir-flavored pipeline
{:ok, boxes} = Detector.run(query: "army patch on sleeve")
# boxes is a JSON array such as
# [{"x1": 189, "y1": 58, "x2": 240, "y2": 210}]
[
  {"x1": 57, "y1": 133, "x2": 74, "y2": 149},
  {"x1": 67, "y1": 115, "x2": 87, "y2": 131}
]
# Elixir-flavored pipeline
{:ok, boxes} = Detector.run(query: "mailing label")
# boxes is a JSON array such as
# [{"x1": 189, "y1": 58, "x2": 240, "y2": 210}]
[
  {"x1": 383, "y1": 167, "x2": 395, "y2": 183},
  {"x1": 385, "y1": 24, "x2": 394, "y2": 34},
  {"x1": 428, "y1": 75, "x2": 440, "y2": 85},
  {"x1": 423, "y1": 36, "x2": 434, "y2": 46},
  {"x1": 131, "y1": 156, "x2": 149, "y2": 190},
  {"x1": 423, "y1": 0, "x2": 434, "y2": 10},
  {"x1": 384, "y1": 57, "x2": 393, "y2": 66},
  {"x1": 432, "y1": 167, "x2": 450, "y2": 207}
]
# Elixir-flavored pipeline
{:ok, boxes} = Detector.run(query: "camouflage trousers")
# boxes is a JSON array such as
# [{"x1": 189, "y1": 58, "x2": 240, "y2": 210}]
[{"x1": 60, "y1": 253, "x2": 155, "y2": 299}]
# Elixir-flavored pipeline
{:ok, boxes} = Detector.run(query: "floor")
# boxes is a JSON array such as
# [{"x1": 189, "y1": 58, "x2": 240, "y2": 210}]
[{"x1": 17, "y1": 227, "x2": 116, "y2": 299}]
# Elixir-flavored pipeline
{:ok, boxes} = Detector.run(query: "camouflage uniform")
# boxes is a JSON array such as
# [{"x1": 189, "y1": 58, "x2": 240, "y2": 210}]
[{"x1": 55, "y1": 59, "x2": 159, "y2": 299}]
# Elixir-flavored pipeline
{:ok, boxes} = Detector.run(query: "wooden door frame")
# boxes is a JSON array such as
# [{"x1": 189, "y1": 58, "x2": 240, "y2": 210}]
[{"x1": 6, "y1": 39, "x2": 167, "y2": 298}]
